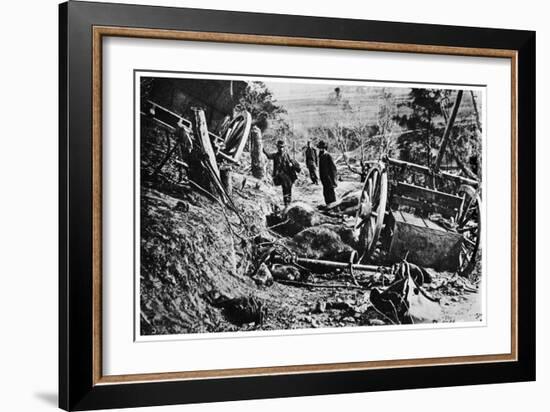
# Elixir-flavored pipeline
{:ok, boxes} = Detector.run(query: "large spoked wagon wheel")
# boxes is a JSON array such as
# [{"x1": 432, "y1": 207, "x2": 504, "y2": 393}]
[
  {"x1": 456, "y1": 185, "x2": 481, "y2": 278},
  {"x1": 222, "y1": 111, "x2": 252, "y2": 162},
  {"x1": 354, "y1": 165, "x2": 388, "y2": 263}
]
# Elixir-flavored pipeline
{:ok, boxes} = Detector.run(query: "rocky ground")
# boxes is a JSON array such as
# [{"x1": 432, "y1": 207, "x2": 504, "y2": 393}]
[{"x1": 140, "y1": 162, "x2": 482, "y2": 336}]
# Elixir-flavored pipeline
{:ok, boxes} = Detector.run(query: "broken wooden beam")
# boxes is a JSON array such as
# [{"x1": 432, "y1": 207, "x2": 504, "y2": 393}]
[
  {"x1": 146, "y1": 100, "x2": 224, "y2": 143},
  {"x1": 217, "y1": 151, "x2": 240, "y2": 165},
  {"x1": 387, "y1": 157, "x2": 478, "y2": 187},
  {"x1": 295, "y1": 257, "x2": 381, "y2": 273},
  {"x1": 220, "y1": 164, "x2": 233, "y2": 196},
  {"x1": 276, "y1": 279, "x2": 364, "y2": 289},
  {"x1": 434, "y1": 90, "x2": 463, "y2": 172}
]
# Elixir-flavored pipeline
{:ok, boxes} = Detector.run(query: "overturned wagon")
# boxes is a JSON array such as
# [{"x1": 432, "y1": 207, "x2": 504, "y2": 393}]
[
  {"x1": 141, "y1": 100, "x2": 252, "y2": 205},
  {"x1": 143, "y1": 100, "x2": 252, "y2": 166},
  {"x1": 354, "y1": 90, "x2": 481, "y2": 277}
]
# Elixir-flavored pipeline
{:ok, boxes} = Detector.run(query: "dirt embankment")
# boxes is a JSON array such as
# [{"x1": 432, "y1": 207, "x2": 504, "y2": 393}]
[{"x1": 140, "y1": 172, "x2": 276, "y2": 335}]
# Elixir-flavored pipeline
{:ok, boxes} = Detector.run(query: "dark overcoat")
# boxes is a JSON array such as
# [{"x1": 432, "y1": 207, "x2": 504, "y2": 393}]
[{"x1": 319, "y1": 151, "x2": 337, "y2": 187}]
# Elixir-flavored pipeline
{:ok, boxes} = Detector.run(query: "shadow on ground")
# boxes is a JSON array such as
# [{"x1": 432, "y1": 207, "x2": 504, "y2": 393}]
[{"x1": 34, "y1": 392, "x2": 58, "y2": 408}]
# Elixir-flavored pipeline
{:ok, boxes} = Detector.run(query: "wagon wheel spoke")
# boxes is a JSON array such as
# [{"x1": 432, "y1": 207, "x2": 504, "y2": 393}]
[
  {"x1": 354, "y1": 196, "x2": 371, "y2": 229},
  {"x1": 456, "y1": 185, "x2": 481, "y2": 277},
  {"x1": 459, "y1": 246, "x2": 473, "y2": 267},
  {"x1": 372, "y1": 181, "x2": 381, "y2": 205},
  {"x1": 461, "y1": 207, "x2": 477, "y2": 225},
  {"x1": 457, "y1": 224, "x2": 478, "y2": 233},
  {"x1": 369, "y1": 171, "x2": 378, "y2": 197},
  {"x1": 354, "y1": 165, "x2": 388, "y2": 263},
  {"x1": 221, "y1": 112, "x2": 252, "y2": 162}
]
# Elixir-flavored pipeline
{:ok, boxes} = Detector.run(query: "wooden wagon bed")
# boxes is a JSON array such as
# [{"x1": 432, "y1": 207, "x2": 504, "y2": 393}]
[{"x1": 386, "y1": 210, "x2": 463, "y2": 272}]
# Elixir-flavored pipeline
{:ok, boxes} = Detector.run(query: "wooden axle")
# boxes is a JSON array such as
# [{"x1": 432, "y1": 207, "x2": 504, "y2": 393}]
[
  {"x1": 295, "y1": 257, "x2": 381, "y2": 273},
  {"x1": 217, "y1": 151, "x2": 240, "y2": 165}
]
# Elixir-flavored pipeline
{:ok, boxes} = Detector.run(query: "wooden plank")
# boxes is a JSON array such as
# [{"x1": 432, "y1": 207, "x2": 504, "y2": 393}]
[
  {"x1": 395, "y1": 211, "x2": 428, "y2": 228},
  {"x1": 387, "y1": 157, "x2": 479, "y2": 187},
  {"x1": 140, "y1": 111, "x2": 176, "y2": 132},
  {"x1": 147, "y1": 100, "x2": 223, "y2": 142},
  {"x1": 394, "y1": 210, "x2": 447, "y2": 232},
  {"x1": 423, "y1": 217, "x2": 445, "y2": 231},
  {"x1": 187, "y1": 108, "x2": 221, "y2": 194},
  {"x1": 393, "y1": 182, "x2": 463, "y2": 210},
  {"x1": 148, "y1": 100, "x2": 188, "y2": 129},
  {"x1": 391, "y1": 194, "x2": 459, "y2": 219},
  {"x1": 192, "y1": 109, "x2": 220, "y2": 179},
  {"x1": 148, "y1": 100, "x2": 189, "y2": 125},
  {"x1": 398, "y1": 210, "x2": 406, "y2": 223}
]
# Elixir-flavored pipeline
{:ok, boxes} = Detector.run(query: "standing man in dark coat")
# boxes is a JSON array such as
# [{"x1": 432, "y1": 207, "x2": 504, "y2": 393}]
[
  {"x1": 317, "y1": 141, "x2": 338, "y2": 205},
  {"x1": 304, "y1": 141, "x2": 318, "y2": 184},
  {"x1": 264, "y1": 140, "x2": 298, "y2": 206}
]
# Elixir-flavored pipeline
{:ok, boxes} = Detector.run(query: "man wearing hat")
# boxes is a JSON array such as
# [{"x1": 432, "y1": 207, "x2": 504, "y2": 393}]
[
  {"x1": 303, "y1": 140, "x2": 319, "y2": 184},
  {"x1": 264, "y1": 140, "x2": 299, "y2": 206},
  {"x1": 317, "y1": 141, "x2": 338, "y2": 205}
]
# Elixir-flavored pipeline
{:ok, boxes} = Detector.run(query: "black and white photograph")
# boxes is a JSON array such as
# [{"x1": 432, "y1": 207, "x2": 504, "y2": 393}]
[{"x1": 137, "y1": 73, "x2": 484, "y2": 337}]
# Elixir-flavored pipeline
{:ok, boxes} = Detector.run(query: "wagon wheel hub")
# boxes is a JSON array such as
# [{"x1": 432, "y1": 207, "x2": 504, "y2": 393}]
[{"x1": 355, "y1": 195, "x2": 372, "y2": 227}]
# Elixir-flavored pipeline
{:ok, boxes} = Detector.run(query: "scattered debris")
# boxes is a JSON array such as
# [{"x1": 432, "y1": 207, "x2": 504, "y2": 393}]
[
  {"x1": 327, "y1": 299, "x2": 355, "y2": 311},
  {"x1": 252, "y1": 263, "x2": 274, "y2": 286},
  {"x1": 315, "y1": 301, "x2": 327, "y2": 313},
  {"x1": 429, "y1": 273, "x2": 479, "y2": 294},
  {"x1": 369, "y1": 261, "x2": 441, "y2": 324},
  {"x1": 393, "y1": 259, "x2": 433, "y2": 285},
  {"x1": 210, "y1": 294, "x2": 267, "y2": 326},
  {"x1": 325, "y1": 189, "x2": 361, "y2": 215},
  {"x1": 368, "y1": 319, "x2": 386, "y2": 326},
  {"x1": 173, "y1": 201, "x2": 189, "y2": 213},
  {"x1": 271, "y1": 264, "x2": 301, "y2": 281},
  {"x1": 364, "y1": 271, "x2": 393, "y2": 288},
  {"x1": 276, "y1": 279, "x2": 364, "y2": 290}
]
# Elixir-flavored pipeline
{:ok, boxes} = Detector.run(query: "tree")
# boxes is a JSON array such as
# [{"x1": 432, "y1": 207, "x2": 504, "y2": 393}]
[
  {"x1": 393, "y1": 88, "x2": 452, "y2": 166},
  {"x1": 375, "y1": 89, "x2": 398, "y2": 157},
  {"x1": 238, "y1": 81, "x2": 286, "y2": 120},
  {"x1": 392, "y1": 88, "x2": 482, "y2": 180},
  {"x1": 239, "y1": 81, "x2": 296, "y2": 148}
]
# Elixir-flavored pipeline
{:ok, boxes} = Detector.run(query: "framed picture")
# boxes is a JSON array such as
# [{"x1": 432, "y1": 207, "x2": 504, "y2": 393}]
[{"x1": 59, "y1": 1, "x2": 535, "y2": 410}]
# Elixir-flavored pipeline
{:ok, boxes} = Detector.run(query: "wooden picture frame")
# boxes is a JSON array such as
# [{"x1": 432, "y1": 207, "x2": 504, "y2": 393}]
[{"x1": 59, "y1": 1, "x2": 535, "y2": 410}]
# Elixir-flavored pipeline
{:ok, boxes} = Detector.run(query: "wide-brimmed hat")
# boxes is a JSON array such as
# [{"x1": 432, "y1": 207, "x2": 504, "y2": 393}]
[
  {"x1": 276, "y1": 140, "x2": 286, "y2": 147},
  {"x1": 317, "y1": 141, "x2": 327, "y2": 149}
]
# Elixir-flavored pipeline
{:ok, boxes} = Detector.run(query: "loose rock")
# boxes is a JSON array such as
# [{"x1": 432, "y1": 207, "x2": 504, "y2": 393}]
[
  {"x1": 252, "y1": 263, "x2": 274, "y2": 286},
  {"x1": 315, "y1": 301, "x2": 327, "y2": 313},
  {"x1": 271, "y1": 264, "x2": 301, "y2": 281},
  {"x1": 368, "y1": 319, "x2": 386, "y2": 326}
]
